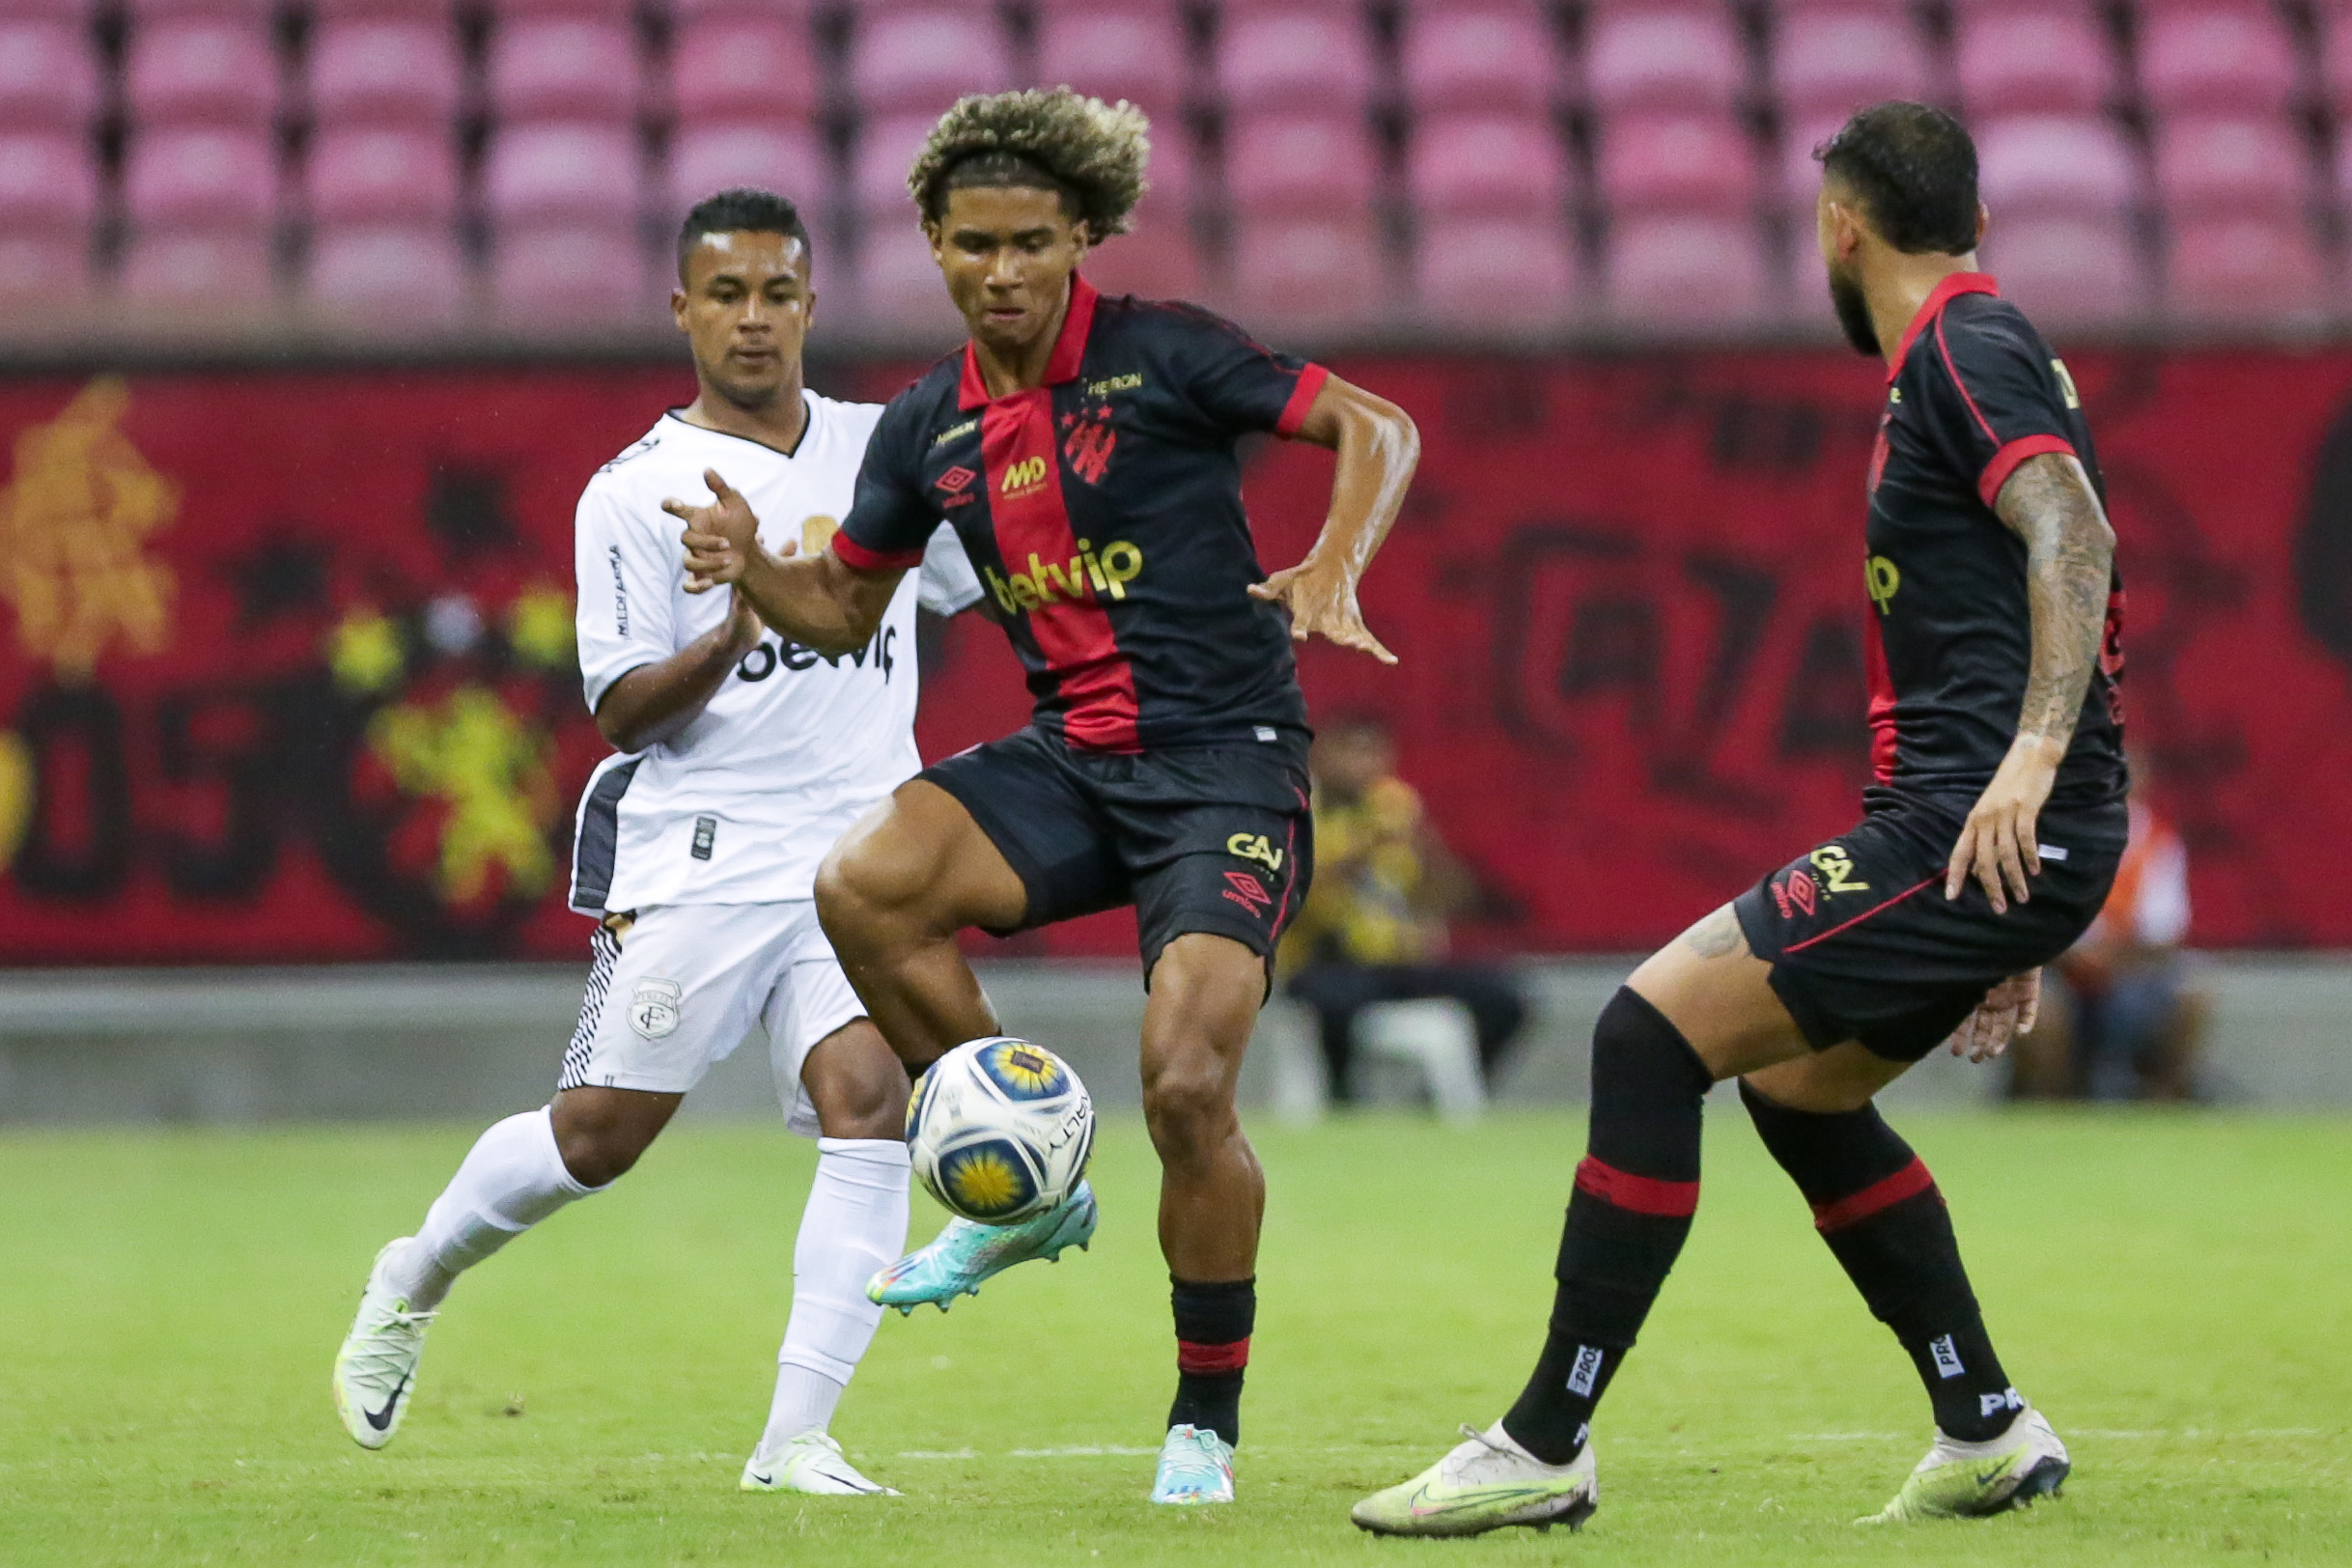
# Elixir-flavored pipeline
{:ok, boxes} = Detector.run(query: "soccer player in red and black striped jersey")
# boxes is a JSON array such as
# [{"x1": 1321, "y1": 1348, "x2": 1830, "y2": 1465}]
[
  {"x1": 1357, "y1": 102, "x2": 2126, "y2": 1537},
  {"x1": 670, "y1": 90, "x2": 1418, "y2": 1504}
]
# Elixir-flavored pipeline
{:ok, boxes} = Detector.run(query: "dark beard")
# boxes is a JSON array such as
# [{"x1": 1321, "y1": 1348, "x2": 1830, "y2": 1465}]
[{"x1": 1829, "y1": 267, "x2": 1878, "y2": 356}]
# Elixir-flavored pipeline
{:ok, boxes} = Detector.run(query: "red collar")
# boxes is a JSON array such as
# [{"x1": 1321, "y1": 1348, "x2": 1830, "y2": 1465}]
[
  {"x1": 957, "y1": 272, "x2": 1099, "y2": 410},
  {"x1": 1886, "y1": 270, "x2": 1999, "y2": 381}
]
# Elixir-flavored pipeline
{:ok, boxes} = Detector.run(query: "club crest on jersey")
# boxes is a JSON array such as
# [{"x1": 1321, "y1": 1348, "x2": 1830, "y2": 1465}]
[
  {"x1": 628, "y1": 977, "x2": 682, "y2": 1039},
  {"x1": 1062, "y1": 408, "x2": 1116, "y2": 485}
]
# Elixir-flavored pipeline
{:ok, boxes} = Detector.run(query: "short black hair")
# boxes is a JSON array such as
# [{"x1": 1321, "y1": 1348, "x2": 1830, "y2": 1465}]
[
  {"x1": 676, "y1": 188, "x2": 812, "y2": 282},
  {"x1": 1815, "y1": 101, "x2": 1980, "y2": 256}
]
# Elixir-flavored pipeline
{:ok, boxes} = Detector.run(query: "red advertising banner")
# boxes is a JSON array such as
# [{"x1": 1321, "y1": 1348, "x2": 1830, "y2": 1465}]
[{"x1": 0, "y1": 350, "x2": 2345, "y2": 964}]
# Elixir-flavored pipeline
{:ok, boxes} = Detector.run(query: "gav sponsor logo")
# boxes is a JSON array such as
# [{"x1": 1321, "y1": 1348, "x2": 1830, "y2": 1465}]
[
  {"x1": 984, "y1": 539, "x2": 1143, "y2": 614},
  {"x1": 1227, "y1": 831, "x2": 1285, "y2": 873}
]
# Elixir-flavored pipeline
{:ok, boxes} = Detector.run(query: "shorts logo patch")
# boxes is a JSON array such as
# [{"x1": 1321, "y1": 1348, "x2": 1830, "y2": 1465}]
[
  {"x1": 1809, "y1": 845, "x2": 1870, "y2": 893},
  {"x1": 628, "y1": 977, "x2": 682, "y2": 1040},
  {"x1": 1221, "y1": 871, "x2": 1273, "y2": 918},
  {"x1": 1226, "y1": 831, "x2": 1285, "y2": 873},
  {"x1": 1774, "y1": 868, "x2": 1818, "y2": 918}
]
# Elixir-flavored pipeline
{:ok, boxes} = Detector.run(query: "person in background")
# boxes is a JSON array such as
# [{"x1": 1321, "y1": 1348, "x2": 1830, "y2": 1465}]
[
  {"x1": 1280, "y1": 715, "x2": 1527, "y2": 1104},
  {"x1": 2012, "y1": 752, "x2": 2207, "y2": 1101}
]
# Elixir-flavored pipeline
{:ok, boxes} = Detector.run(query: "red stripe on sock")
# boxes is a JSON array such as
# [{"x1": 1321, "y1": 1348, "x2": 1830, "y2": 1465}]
[
  {"x1": 1575, "y1": 1156, "x2": 1700, "y2": 1218},
  {"x1": 1177, "y1": 1337, "x2": 1250, "y2": 1375},
  {"x1": 1810, "y1": 1157, "x2": 1938, "y2": 1232}
]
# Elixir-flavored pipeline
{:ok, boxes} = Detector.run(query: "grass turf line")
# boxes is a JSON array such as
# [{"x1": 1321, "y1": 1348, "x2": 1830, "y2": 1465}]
[{"x1": 1, "y1": 1111, "x2": 2345, "y2": 1565}]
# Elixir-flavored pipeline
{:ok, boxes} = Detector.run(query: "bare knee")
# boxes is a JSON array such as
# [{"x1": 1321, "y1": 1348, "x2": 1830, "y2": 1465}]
[
  {"x1": 801, "y1": 1020, "x2": 910, "y2": 1140},
  {"x1": 1142, "y1": 1048, "x2": 1239, "y2": 1165},
  {"x1": 548, "y1": 1086, "x2": 679, "y2": 1187}
]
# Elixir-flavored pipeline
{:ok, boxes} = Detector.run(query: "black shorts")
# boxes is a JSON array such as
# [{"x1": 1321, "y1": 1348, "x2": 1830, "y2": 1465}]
[
  {"x1": 1732, "y1": 790, "x2": 2125, "y2": 1062},
  {"x1": 921, "y1": 725, "x2": 1314, "y2": 979}
]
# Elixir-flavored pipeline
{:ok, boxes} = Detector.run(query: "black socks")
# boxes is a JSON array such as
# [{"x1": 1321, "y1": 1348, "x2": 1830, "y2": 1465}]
[
  {"x1": 1169, "y1": 1276, "x2": 1254, "y2": 1446},
  {"x1": 1739, "y1": 1080, "x2": 2020, "y2": 1442},
  {"x1": 1503, "y1": 989, "x2": 1713, "y2": 1465}
]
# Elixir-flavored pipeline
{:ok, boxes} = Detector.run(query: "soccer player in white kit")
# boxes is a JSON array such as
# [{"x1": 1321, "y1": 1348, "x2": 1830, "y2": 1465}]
[{"x1": 331, "y1": 189, "x2": 981, "y2": 1496}]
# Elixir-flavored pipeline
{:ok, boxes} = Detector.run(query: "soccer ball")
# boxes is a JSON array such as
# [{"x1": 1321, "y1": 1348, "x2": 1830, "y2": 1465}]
[{"x1": 906, "y1": 1036, "x2": 1094, "y2": 1224}]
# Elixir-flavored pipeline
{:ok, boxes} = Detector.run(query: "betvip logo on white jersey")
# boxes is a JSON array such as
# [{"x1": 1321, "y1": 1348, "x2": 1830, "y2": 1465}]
[{"x1": 569, "y1": 396, "x2": 981, "y2": 914}]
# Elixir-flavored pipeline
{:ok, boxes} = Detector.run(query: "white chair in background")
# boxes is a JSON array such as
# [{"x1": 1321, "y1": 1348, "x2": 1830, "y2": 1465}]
[{"x1": 1356, "y1": 997, "x2": 1487, "y2": 1124}]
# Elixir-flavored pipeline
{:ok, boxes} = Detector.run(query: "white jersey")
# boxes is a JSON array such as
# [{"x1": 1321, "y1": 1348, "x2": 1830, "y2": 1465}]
[{"x1": 568, "y1": 395, "x2": 981, "y2": 914}]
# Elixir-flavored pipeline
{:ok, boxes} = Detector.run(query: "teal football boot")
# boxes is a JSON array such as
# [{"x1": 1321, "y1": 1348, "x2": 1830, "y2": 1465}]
[{"x1": 867, "y1": 1181, "x2": 1098, "y2": 1312}]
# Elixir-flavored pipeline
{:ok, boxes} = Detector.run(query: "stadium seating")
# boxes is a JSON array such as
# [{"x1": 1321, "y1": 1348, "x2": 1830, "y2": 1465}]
[
  {"x1": 1582, "y1": 4, "x2": 1748, "y2": 115},
  {"x1": 1216, "y1": 7, "x2": 1378, "y2": 113},
  {"x1": 1951, "y1": 6, "x2": 2119, "y2": 118},
  {"x1": 1595, "y1": 110, "x2": 1758, "y2": 215},
  {"x1": 851, "y1": 6, "x2": 1016, "y2": 118},
  {"x1": 1408, "y1": 112, "x2": 1569, "y2": 219},
  {"x1": 1226, "y1": 212, "x2": 1385, "y2": 329},
  {"x1": 0, "y1": 235, "x2": 93, "y2": 298},
  {"x1": 850, "y1": 220, "x2": 970, "y2": 340},
  {"x1": 1770, "y1": 4, "x2": 1935, "y2": 120},
  {"x1": 306, "y1": 18, "x2": 464, "y2": 127},
  {"x1": 306, "y1": 126, "x2": 459, "y2": 225},
  {"x1": 851, "y1": 112, "x2": 943, "y2": 218},
  {"x1": 1414, "y1": 214, "x2": 1580, "y2": 329},
  {"x1": 666, "y1": 14, "x2": 821, "y2": 126},
  {"x1": 0, "y1": 20, "x2": 100, "y2": 128},
  {"x1": 1223, "y1": 111, "x2": 1381, "y2": 216},
  {"x1": 307, "y1": 224, "x2": 470, "y2": 321},
  {"x1": 1974, "y1": 114, "x2": 2142, "y2": 217},
  {"x1": 2152, "y1": 115, "x2": 2311, "y2": 218},
  {"x1": 1396, "y1": 3, "x2": 1557, "y2": 116},
  {"x1": 1984, "y1": 212, "x2": 2149, "y2": 324},
  {"x1": 0, "y1": 130, "x2": 99, "y2": 233},
  {"x1": 665, "y1": 124, "x2": 828, "y2": 219},
  {"x1": 490, "y1": 221, "x2": 648, "y2": 317},
  {"x1": 481, "y1": 121, "x2": 639, "y2": 225},
  {"x1": 124, "y1": 126, "x2": 278, "y2": 228},
  {"x1": 1033, "y1": 4, "x2": 1189, "y2": 113},
  {"x1": 124, "y1": 16, "x2": 279, "y2": 126},
  {"x1": 486, "y1": 16, "x2": 640, "y2": 124},
  {"x1": 1081, "y1": 217, "x2": 1207, "y2": 301},
  {"x1": 121, "y1": 228, "x2": 276, "y2": 303},
  {"x1": 2168, "y1": 213, "x2": 2329, "y2": 322},
  {"x1": 2137, "y1": 5, "x2": 2299, "y2": 118},
  {"x1": 1608, "y1": 211, "x2": 1772, "y2": 328}
]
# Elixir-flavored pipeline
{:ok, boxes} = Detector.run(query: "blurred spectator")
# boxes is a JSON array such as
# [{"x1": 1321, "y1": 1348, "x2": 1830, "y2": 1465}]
[
  {"x1": 2010, "y1": 756, "x2": 2208, "y2": 1101},
  {"x1": 1279, "y1": 716, "x2": 1526, "y2": 1105}
]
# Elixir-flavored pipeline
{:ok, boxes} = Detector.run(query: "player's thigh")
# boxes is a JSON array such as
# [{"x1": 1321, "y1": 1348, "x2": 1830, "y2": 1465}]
[
  {"x1": 1139, "y1": 932, "x2": 1266, "y2": 1128},
  {"x1": 557, "y1": 906, "x2": 776, "y2": 1098},
  {"x1": 1741, "y1": 1041, "x2": 1914, "y2": 1114},
  {"x1": 762, "y1": 916, "x2": 908, "y2": 1138},
  {"x1": 1625, "y1": 904, "x2": 1815, "y2": 1080}
]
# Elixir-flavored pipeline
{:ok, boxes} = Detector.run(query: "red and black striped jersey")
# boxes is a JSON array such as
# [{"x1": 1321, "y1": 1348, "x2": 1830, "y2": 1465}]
[
  {"x1": 1866, "y1": 272, "x2": 2127, "y2": 814},
  {"x1": 835, "y1": 274, "x2": 1326, "y2": 753}
]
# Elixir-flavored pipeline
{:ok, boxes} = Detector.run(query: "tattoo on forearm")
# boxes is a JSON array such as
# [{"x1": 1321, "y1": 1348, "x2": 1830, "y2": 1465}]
[
  {"x1": 1684, "y1": 905, "x2": 1746, "y2": 960},
  {"x1": 1994, "y1": 453, "x2": 2114, "y2": 746}
]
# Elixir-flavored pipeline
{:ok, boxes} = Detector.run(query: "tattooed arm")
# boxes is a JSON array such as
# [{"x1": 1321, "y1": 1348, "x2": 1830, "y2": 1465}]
[{"x1": 1945, "y1": 451, "x2": 2116, "y2": 913}]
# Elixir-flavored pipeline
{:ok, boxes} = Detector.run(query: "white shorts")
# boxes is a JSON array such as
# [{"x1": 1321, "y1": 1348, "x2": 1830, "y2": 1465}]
[{"x1": 556, "y1": 901, "x2": 865, "y2": 1137}]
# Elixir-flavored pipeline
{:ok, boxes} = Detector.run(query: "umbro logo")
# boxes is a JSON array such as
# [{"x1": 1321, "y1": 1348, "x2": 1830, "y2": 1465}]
[{"x1": 934, "y1": 464, "x2": 977, "y2": 503}]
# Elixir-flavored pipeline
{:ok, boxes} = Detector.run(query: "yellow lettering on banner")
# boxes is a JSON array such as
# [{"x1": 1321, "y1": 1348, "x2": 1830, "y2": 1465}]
[{"x1": 0, "y1": 377, "x2": 179, "y2": 677}]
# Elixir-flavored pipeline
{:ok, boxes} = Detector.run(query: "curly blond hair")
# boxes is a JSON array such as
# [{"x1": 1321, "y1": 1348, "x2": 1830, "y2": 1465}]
[{"x1": 907, "y1": 88, "x2": 1150, "y2": 238}]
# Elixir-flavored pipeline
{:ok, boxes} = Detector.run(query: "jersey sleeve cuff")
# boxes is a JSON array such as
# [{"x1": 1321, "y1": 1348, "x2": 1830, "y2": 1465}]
[
  {"x1": 1274, "y1": 363, "x2": 1330, "y2": 438},
  {"x1": 831, "y1": 532, "x2": 927, "y2": 573},
  {"x1": 1977, "y1": 434, "x2": 2077, "y2": 509}
]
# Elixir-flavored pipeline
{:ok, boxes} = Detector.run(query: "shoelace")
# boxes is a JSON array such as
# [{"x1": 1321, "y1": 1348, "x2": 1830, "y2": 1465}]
[{"x1": 346, "y1": 1306, "x2": 435, "y2": 1386}]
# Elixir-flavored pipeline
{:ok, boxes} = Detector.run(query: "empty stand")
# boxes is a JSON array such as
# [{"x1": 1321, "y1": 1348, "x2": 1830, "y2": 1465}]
[
  {"x1": 1408, "y1": 111, "x2": 1568, "y2": 218},
  {"x1": 2138, "y1": 5, "x2": 2299, "y2": 118},
  {"x1": 124, "y1": 125, "x2": 278, "y2": 227},
  {"x1": 1227, "y1": 212, "x2": 1385, "y2": 329},
  {"x1": 481, "y1": 121, "x2": 640, "y2": 225},
  {"x1": 1034, "y1": 4, "x2": 1189, "y2": 113},
  {"x1": 666, "y1": 14, "x2": 820, "y2": 126},
  {"x1": 1224, "y1": 110, "x2": 1381, "y2": 216},
  {"x1": 121, "y1": 228, "x2": 276, "y2": 303},
  {"x1": 850, "y1": 6, "x2": 1015, "y2": 119},
  {"x1": 485, "y1": 16, "x2": 640, "y2": 124},
  {"x1": 1608, "y1": 211, "x2": 1771, "y2": 328},
  {"x1": 0, "y1": 129, "x2": 98, "y2": 232},
  {"x1": 1952, "y1": 6, "x2": 2118, "y2": 118},
  {"x1": 1414, "y1": 213, "x2": 1579, "y2": 330},
  {"x1": 306, "y1": 18, "x2": 463, "y2": 127},
  {"x1": 664, "y1": 124, "x2": 828, "y2": 217},
  {"x1": 1080, "y1": 217, "x2": 1206, "y2": 301},
  {"x1": 2169, "y1": 213, "x2": 2328, "y2": 322},
  {"x1": 1974, "y1": 114, "x2": 2142, "y2": 217},
  {"x1": 1985, "y1": 213, "x2": 2147, "y2": 325},
  {"x1": 2152, "y1": 114, "x2": 2311, "y2": 218},
  {"x1": 1216, "y1": 7, "x2": 1378, "y2": 114},
  {"x1": 1582, "y1": 4, "x2": 1748, "y2": 115},
  {"x1": 490, "y1": 221, "x2": 648, "y2": 317},
  {"x1": 1397, "y1": 3, "x2": 1556, "y2": 116},
  {"x1": 1595, "y1": 109, "x2": 1757, "y2": 215},
  {"x1": 124, "y1": 16, "x2": 279, "y2": 126},
  {"x1": 0, "y1": 20, "x2": 101, "y2": 129},
  {"x1": 1771, "y1": 4, "x2": 1934, "y2": 120},
  {"x1": 307, "y1": 223, "x2": 469, "y2": 321},
  {"x1": 305, "y1": 126, "x2": 459, "y2": 225}
]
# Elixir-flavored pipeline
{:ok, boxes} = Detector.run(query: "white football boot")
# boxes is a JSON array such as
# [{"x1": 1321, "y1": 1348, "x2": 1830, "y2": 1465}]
[
  {"x1": 1150, "y1": 1423, "x2": 1236, "y2": 1504},
  {"x1": 1858, "y1": 1405, "x2": 2070, "y2": 1523},
  {"x1": 1352, "y1": 1422, "x2": 1599, "y2": 1537},
  {"x1": 740, "y1": 1432, "x2": 900, "y2": 1496},
  {"x1": 332, "y1": 1239, "x2": 435, "y2": 1450}
]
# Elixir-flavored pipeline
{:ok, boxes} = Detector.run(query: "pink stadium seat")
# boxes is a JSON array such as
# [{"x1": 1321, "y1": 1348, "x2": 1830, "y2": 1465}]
[
  {"x1": 123, "y1": 0, "x2": 274, "y2": 20},
  {"x1": 305, "y1": 0, "x2": 454, "y2": 20},
  {"x1": 1226, "y1": 212, "x2": 1384, "y2": 330},
  {"x1": 2138, "y1": 6, "x2": 2297, "y2": 117},
  {"x1": 2168, "y1": 214, "x2": 2326, "y2": 322},
  {"x1": 2151, "y1": 115, "x2": 2310, "y2": 218},
  {"x1": 849, "y1": 220, "x2": 968, "y2": 342},
  {"x1": 0, "y1": 234, "x2": 92, "y2": 298},
  {"x1": 121, "y1": 226, "x2": 276, "y2": 303},
  {"x1": 491, "y1": 221, "x2": 647, "y2": 316},
  {"x1": 1034, "y1": 5, "x2": 1189, "y2": 112},
  {"x1": 1397, "y1": 3, "x2": 1556, "y2": 116},
  {"x1": 1582, "y1": 4, "x2": 1747, "y2": 115},
  {"x1": 1608, "y1": 212, "x2": 1770, "y2": 328},
  {"x1": 481, "y1": 122, "x2": 640, "y2": 225},
  {"x1": 1408, "y1": 112, "x2": 1568, "y2": 219},
  {"x1": 0, "y1": 0, "x2": 94, "y2": 20},
  {"x1": 1136, "y1": 124, "x2": 1194, "y2": 216},
  {"x1": 0, "y1": 130, "x2": 98, "y2": 230},
  {"x1": 1982, "y1": 212, "x2": 2146, "y2": 324},
  {"x1": 306, "y1": 223, "x2": 469, "y2": 320},
  {"x1": 672, "y1": 0, "x2": 813, "y2": 19},
  {"x1": 851, "y1": 112, "x2": 939, "y2": 217},
  {"x1": 1216, "y1": 8, "x2": 1378, "y2": 113},
  {"x1": 1223, "y1": 111, "x2": 1380, "y2": 217},
  {"x1": 123, "y1": 126, "x2": 277, "y2": 227},
  {"x1": 664, "y1": 124, "x2": 828, "y2": 218},
  {"x1": 306, "y1": 19, "x2": 463, "y2": 127},
  {"x1": 305, "y1": 126, "x2": 458, "y2": 225},
  {"x1": 486, "y1": 17, "x2": 640, "y2": 125},
  {"x1": 1951, "y1": 7, "x2": 2117, "y2": 118},
  {"x1": 1595, "y1": 110, "x2": 1756, "y2": 215},
  {"x1": 494, "y1": 0, "x2": 636, "y2": 20},
  {"x1": 850, "y1": 7, "x2": 1015, "y2": 119},
  {"x1": 2324, "y1": 10, "x2": 2352, "y2": 117},
  {"x1": 0, "y1": 21, "x2": 100, "y2": 129},
  {"x1": 1974, "y1": 114, "x2": 2142, "y2": 217},
  {"x1": 1080, "y1": 216, "x2": 1206, "y2": 301},
  {"x1": 1770, "y1": 4, "x2": 1934, "y2": 120},
  {"x1": 667, "y1": 14, "x2": 819, "y2": 126},
  {"x1": 1414, "y1": 214, "x2": 1579, "y2": 330},
  {"x1": 124, "y1": 17, "x2": 279, "y2": 126},
  {"x1": 1778, "y1": 108, "x2": 1849, "y2": 207}
]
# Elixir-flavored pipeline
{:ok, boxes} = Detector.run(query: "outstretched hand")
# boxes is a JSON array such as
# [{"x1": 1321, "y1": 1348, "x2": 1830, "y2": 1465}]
[
  {"x1": 664, "y1": 468, "x2": 787, "y2": 594},
  {"x1": 1945, "y1": 968, "x2": 2041, "y2": 1062},
  {"x1": 1249, "y1": 555, "x2": 1396, "y2": 665}
]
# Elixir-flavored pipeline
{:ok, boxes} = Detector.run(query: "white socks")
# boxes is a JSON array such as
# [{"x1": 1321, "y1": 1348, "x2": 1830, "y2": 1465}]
[
  {"x1": 760, "y1": 1137, "x2": 910, "y2": 1449},
  {"x1": 385, "y1": 1107, "x2": 601, "y2": 1312}
]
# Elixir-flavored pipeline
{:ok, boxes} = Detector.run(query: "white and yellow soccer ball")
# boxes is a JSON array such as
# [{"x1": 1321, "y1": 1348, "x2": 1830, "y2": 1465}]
[{"x1": 906, "y1": 1036, "x2": 1094, "y2": 1224}]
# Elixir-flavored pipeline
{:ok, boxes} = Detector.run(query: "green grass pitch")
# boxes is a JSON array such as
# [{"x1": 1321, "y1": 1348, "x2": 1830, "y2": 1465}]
[{"x1": 2, "y1": 1109, "x2": 2346, "y2": 1565}]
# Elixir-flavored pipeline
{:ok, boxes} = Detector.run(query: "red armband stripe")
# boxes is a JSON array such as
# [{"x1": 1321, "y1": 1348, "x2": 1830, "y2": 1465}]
[
  {"x1": 1574, "y1": 1156, "x2": 1700, "y2": 1218},
  {"x1": 1977, "y1": 434, "x2": 2078, "y2": 509},
  {"x1": 1274, "y1": 362, "x2": 1330, "y2": 438},
  {"x1": 831, "y1": 532, "x2": 926, "y2": 573}
]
